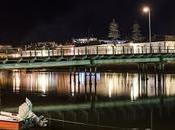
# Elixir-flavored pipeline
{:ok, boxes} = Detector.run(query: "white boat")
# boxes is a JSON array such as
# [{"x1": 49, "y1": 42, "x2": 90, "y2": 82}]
[{"x1": 0, "y1": 98, "x2": 47, "y2": 130}]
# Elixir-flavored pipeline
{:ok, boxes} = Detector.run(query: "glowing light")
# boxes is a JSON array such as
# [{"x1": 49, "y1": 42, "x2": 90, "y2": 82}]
[
  {"x1": 69, "y1": 47, "x2": 75, "y2": 55},
  {"x1": 107, "y1": 46, "x2": 113, "y2": 54},
  {"x1": 36, "y1": 50, "x2": 42, "y2": 57},
  {"x1": 70, "y1": 76, "x2": 75, "y2": 96},
  {"x1": 79, "y1": 73, "x2": 85, "y2": 85},
  {"x1": 165, "y1": 74, "x2": 175, "y2": 96},
  {"x1": 11, "y1": 53, "x2": 20, "y2": 58},
  {"x1": 13, "y1": 72, "x2": 20, "y2": 92},
  {"x1": 143, "y1": 6, "x2": 150, "y2": 13},
  {"x1": 42, "y1": 50, "x2": 49, "y2": 57},
  {"x1": 38, "y1": 73, "x2": 48, "y2": 93},
  {"x1": 130, "y1": 76, "x2": 139, "y2": 101},
  {"x1": 108, "y1": 78, "x2": 113, "y2": 98}
]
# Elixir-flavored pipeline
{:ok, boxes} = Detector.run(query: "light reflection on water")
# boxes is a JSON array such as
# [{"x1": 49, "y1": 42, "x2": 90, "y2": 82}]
[{"x1": 0, "y1": 70, "x2": 175, "y2": 100}]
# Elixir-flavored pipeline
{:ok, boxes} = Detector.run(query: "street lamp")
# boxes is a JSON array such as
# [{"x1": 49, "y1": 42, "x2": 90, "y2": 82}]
[{"x1": 143, "y1": 6, "x2": 151, "y2": 44}]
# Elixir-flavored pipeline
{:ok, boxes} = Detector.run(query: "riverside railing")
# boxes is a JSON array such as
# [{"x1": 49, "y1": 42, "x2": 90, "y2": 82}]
[{"x1": 1, "y1": 45, "x2": 175, "y2": 59}]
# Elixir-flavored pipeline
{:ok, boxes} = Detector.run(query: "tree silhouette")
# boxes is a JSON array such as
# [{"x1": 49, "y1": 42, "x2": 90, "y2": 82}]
[
  {"x1": 108, "y1": 19, "x2": 120, "y2": 40},
  {"x1": 132, "y1": 23, "x2": 142, "y2": 42}
]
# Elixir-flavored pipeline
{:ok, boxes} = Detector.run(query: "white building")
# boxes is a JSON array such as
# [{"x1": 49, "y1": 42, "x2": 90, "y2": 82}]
[{"x1": 72, "y1": 37, "x2": 98, "y2": 44}]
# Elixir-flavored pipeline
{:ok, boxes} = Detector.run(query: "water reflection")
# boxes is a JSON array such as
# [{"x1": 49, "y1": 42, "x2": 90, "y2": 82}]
[
  {"x1": 0, "y1": 70, "x2": 175, "y2": 100},
  {"x1": 165, "y1": 74, "x2": 175, "y2": 95},
  {"x1": 130, "y1": 76, "x2": 139, "y2": 100},
  {"x1": 13, "y1": 72, "x2": 20, "y2": 92}
]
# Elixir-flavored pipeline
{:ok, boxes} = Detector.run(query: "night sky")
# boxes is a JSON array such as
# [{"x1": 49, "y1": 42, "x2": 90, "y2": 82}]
[{"x1": 0, "y1": 0, "x2": 175, "y2": 44}]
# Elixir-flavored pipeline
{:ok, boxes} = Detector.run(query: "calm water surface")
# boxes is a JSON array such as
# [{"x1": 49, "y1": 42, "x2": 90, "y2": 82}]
[
  {"x1": 0, "y1": 70, "x2": 175, "y2": 130},
  {"x1": 0, "y1": 70, "x2": 175, "y2": 102}
]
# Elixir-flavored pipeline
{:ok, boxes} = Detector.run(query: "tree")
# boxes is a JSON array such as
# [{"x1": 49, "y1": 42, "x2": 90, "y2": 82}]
[
  {"x1": 108, "y1": 19, "x2": 120, "y2": 40},
  {"x1": 132, "y1": 23, "x2": 142, "y2": 42}
]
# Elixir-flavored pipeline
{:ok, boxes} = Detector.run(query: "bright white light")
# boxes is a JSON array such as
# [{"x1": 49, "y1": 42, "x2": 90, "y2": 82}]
[
  {"x1": 13, "y1": 73, "x2": 20, "y2": 92},
  {"x1": 108, "y1": 79, "x2": 113, "y2": 98},
  {"x1": 38, "y1": 73, "x2": 48, "y2": 93},
  {"x1": 107, "y1": 46, "x2": 113, "y2": 54},
  {"x1": 71, "y1": 47, "x2": 74, "y2": 55},
  {"x1": 70, "y1": 76, "x2": 75, "y2": 96},
  {"x1": 11, "y1": 53, "x2": 20, "y2": 58},
  {"x1": 42, "y1": 50, "x2": 48, "y2": 57},
  {"x1": 130, "y1": 75, "x2": 139, "y2": 101},
  {"x1": 143, "y1": 6, "x2": 150, "y2": 13}
]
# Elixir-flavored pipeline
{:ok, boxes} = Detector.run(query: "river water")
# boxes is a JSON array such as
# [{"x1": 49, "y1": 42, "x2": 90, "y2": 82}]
[
  {"x1": 1, "y1": 70, "x2": 175, "y2": 101},
  {"x1": 0, "y1": 70, "x2": 175, "y2": 130}
]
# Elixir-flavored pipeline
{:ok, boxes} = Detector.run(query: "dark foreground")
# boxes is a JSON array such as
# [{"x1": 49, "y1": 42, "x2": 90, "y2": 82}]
[{"x1": 5, "y1": 97, "x2": 175, "y2": 130}]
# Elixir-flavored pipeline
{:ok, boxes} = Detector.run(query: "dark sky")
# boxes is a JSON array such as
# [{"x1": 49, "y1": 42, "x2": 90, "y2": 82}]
[{"x1": 0, "y1": 0, "x2": 175, "y2": 43}]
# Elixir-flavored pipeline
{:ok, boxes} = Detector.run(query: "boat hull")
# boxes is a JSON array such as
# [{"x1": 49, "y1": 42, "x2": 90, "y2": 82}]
[{"x1": 0, "y1": 120, "x2": 21, "y2": 130}]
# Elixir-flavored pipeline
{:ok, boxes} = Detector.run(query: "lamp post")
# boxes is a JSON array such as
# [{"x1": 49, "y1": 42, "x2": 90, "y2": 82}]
[{"x1": 143, "y1": 6, "x2": 151, "y2": 44}]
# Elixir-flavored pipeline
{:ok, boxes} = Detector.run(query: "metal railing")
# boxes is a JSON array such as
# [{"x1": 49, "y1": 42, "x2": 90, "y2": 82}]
[{"x1": 1, "y1": 45, "x2": 175, "y2": 59}]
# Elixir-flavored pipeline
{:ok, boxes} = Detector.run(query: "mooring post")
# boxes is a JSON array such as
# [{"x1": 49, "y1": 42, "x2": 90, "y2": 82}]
[
  {"x1": 69, "y1": 68, "x2": 72, "y2": 96},
  {"x1": 78, "y1": 68, "x2": 80, "y2": 95},
  {"x1": 141, "y1": 64, "x2": 146, "y2": 96},
  {"x1": 73, "y1": 67, "x2": 76, "y2": 96},
  {"x1": 145, "y1": 64, "x2": 148, "y2": 96},
  {"x1": 160, "y1": 62, "x2": 164, "y2": 105},
  {"x1": 94, "y1": 67, "x2": 97, "y2": 100},
  {"x1": 138, "y1": 64, "x2": 141, "y2": 97},
  {"x1": 151, "y1": 109, "x2": 153, "y2": 130},
  {"x1": 162, "y1": 63, "x2": 165, "y2": 95},
  {"x1": 85, "y1": 67, "x2": 87, "y2": 99},
  {"x1": 158, "y1": 63, "x2": 161, "y2": 97},
  {"x1": 89, "y1": 67, "x2": 92, "y2": 95},
  {"x1": 90, "y1": 67, "x2": 96, "y2": 111},
  {"x1": 154, "y1": 64, "x2": 157, "y2": 96}
]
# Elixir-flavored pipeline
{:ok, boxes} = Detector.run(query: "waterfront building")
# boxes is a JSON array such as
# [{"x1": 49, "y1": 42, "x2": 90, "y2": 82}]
[{"x1": 72, "y1": 37, "x2": 98, "y2": 44}]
